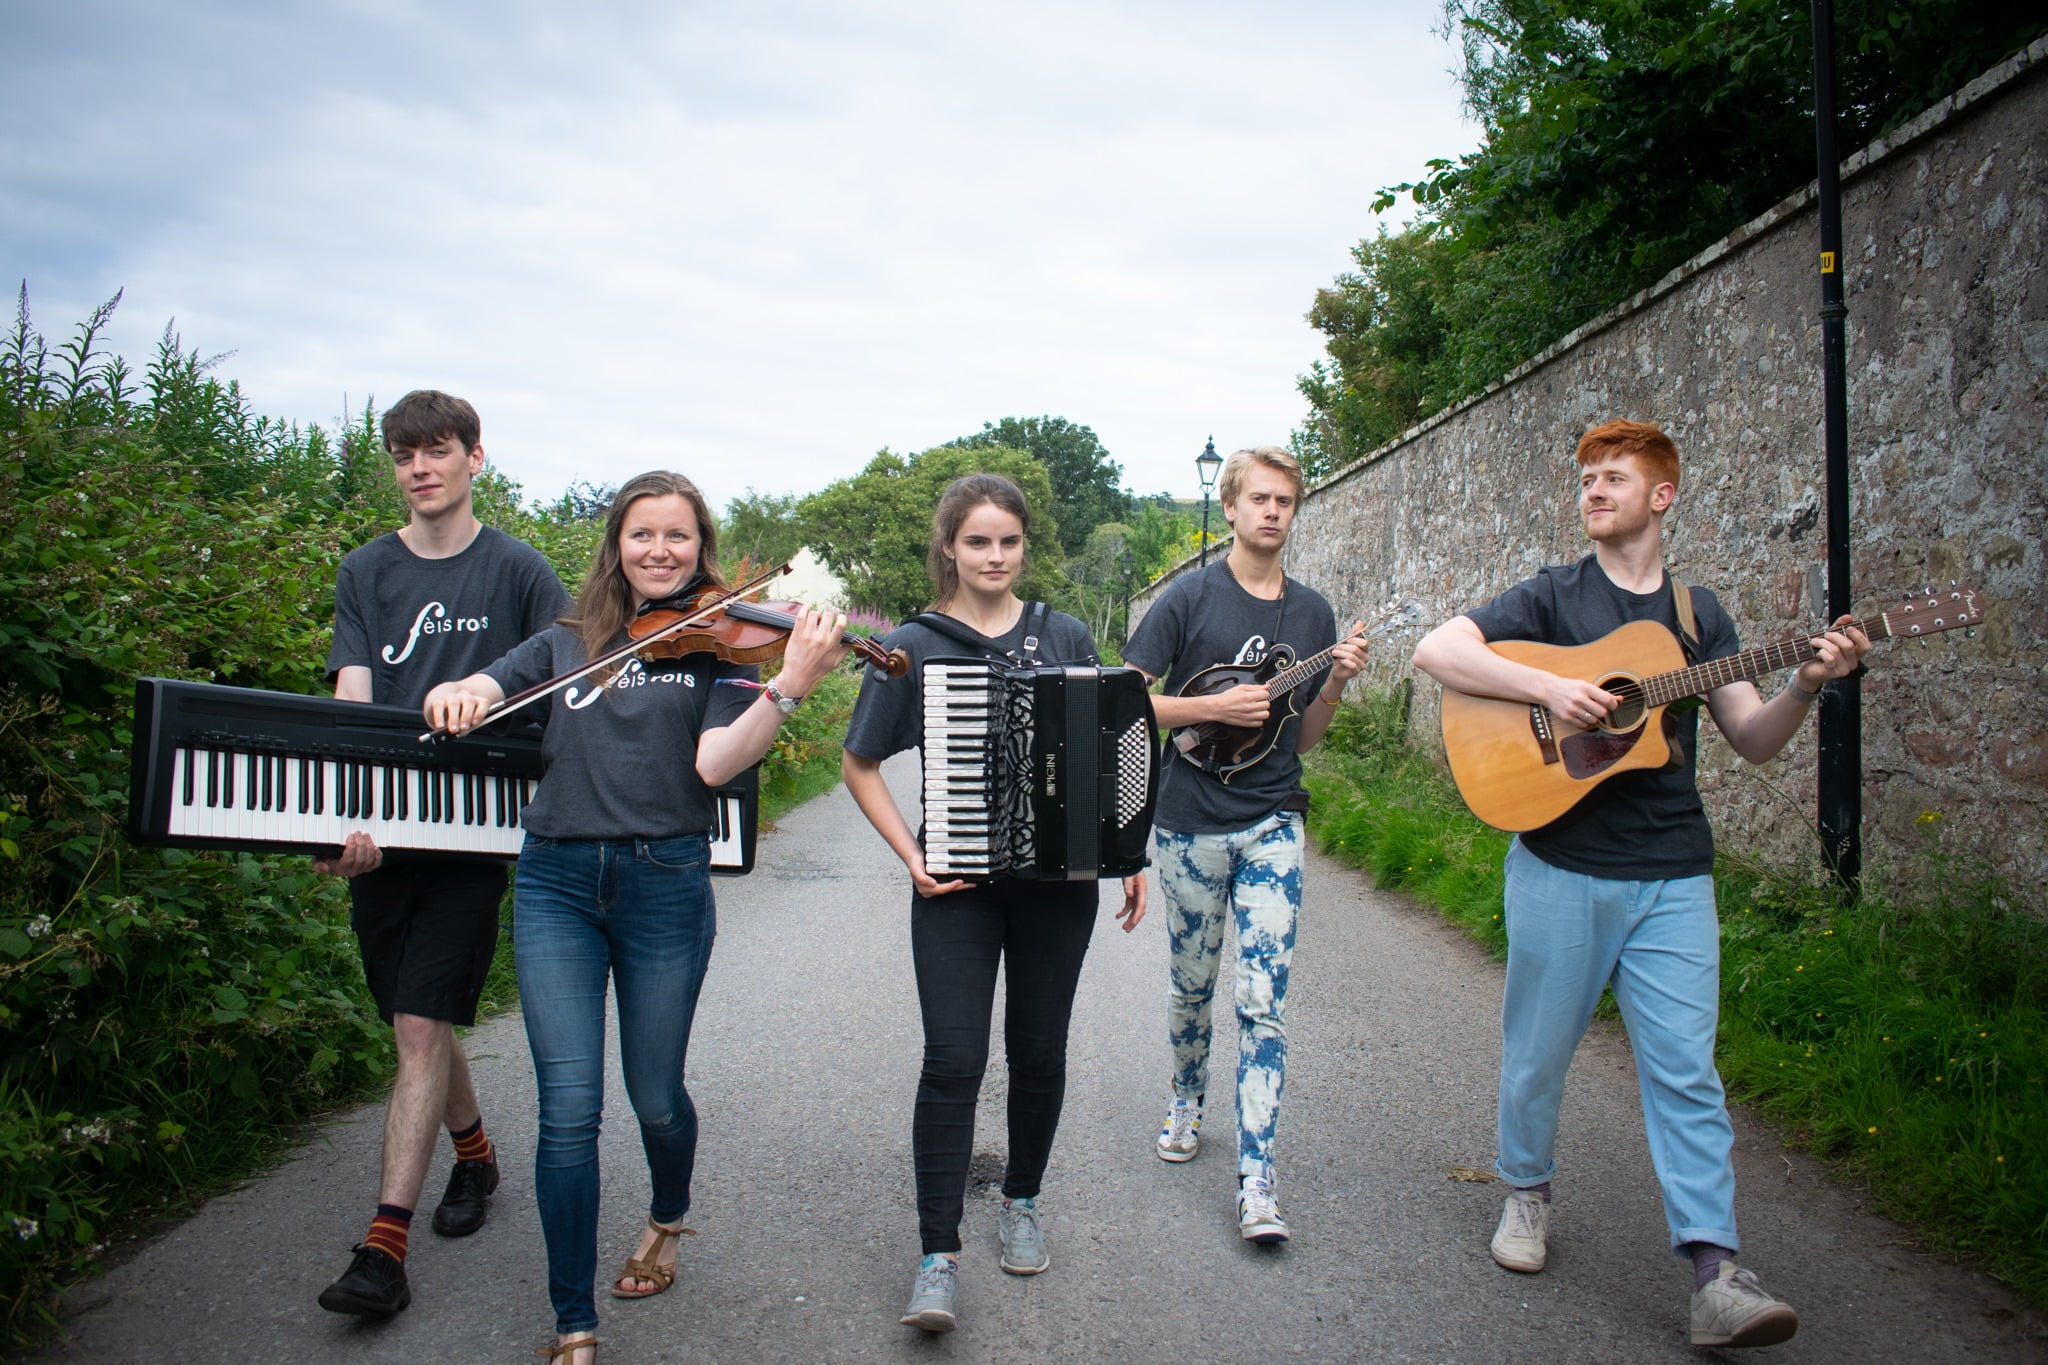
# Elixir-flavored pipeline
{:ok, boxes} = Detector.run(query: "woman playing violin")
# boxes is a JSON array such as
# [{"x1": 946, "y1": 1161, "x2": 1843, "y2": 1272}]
[
  {"x1": 840, "y1": 473, "x2": 1145, "y2": 1335},
  {"x1": 424, "y1": 470, "x2": 849, "y2": 1364}
]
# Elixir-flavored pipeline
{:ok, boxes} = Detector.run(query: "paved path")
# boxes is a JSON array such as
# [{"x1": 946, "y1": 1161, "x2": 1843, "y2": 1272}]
[{"x1": 46, "y1": 756, "x2": 2044, "y2": 1362}]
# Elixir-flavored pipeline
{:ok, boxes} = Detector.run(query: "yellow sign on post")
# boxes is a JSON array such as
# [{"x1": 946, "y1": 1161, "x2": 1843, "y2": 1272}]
[{"x1": 1820, "y1": 251, "x2": 1837, "y2": 273}]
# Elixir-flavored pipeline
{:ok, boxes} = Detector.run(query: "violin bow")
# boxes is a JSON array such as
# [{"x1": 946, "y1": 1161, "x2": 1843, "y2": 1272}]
[{"x1": 416, "y1": 562, "x2": 793, "y2": 742}]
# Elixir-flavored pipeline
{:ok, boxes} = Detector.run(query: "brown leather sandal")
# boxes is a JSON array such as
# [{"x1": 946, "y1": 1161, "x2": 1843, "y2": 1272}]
[
  {"x1": 538, "y1": 1332, "x2": 598, "y2": 1362},
  {"x1": 610, "y1": 1215, "x2": 692, "y2": 1299}
]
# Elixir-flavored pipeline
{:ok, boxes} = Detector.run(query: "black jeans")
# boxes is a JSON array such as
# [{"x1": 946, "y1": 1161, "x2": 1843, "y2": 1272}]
[{"x1": 909, "y1": 876, "x2": 1098, "y2": 1254}]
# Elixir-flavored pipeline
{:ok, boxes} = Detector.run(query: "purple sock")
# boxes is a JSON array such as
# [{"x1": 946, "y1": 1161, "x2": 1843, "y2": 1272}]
[
  {"x1": 1686, "y1": 1242, "x2": 1734, "y2": 1289},
  {"x1": 1528, "y1": 1181, "x2": 1551, "y2": 1201}
]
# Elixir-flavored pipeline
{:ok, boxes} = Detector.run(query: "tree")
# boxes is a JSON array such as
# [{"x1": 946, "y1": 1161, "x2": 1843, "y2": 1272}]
[
  {"x1": 1298, "y1": 0, "x2": 2048, "y2": 471},
  {"x1": 720, "y1": 488, "x2": 806, "y2": 570},
  {"x1": 796, "y1": 446, "x2": 1065, "y2": 620},
  {"x1": 942, "y1": 416, "x2": 1131, "y2": 556}
]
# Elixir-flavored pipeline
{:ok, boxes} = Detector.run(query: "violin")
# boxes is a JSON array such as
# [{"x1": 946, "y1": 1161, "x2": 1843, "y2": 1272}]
[
  {"x1": 418, "y1": 562, "x2": 908, "y2": 742},
  {"x1": 630, "y1": 588, "x2": 909, "y2": 678}
]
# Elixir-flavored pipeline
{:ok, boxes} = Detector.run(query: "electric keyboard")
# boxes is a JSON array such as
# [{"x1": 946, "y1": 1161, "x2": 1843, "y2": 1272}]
[
  {"x1": 128, "y1": 678, "x2": 757, "y2": 873},
  {"x1": 921, "y1": 661, "x2": 1158, "y2": 880}
]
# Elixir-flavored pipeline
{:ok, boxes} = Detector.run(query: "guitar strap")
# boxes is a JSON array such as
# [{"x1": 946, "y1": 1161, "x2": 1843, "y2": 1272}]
[{"x1": 1669, "y1": 577, "x2": 1702, "y2": 664}]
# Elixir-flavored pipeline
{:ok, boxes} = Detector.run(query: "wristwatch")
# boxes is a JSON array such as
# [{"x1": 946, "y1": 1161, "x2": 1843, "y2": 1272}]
[{"x1": 764, "y1": 679, "x2": 804, "y2": 715}]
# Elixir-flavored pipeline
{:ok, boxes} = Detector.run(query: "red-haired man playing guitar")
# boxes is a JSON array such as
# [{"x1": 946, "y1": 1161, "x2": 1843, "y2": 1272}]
[{"x1": 1411, "y1": 419, "x2": 1869, "y2": 1349}]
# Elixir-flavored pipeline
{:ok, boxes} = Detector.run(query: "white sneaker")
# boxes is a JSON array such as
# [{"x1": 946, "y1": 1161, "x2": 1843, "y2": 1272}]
[
  {"x1": 1156, "y1": 1096, "x2": 1201, "y2": 1163},
  {"x1": 1490, "y1": 1190, "x2": 1548, "y2": 1273},
  {"x1": 1690, "y1": 1261, "x2": 1799, "y2": 1347},
  {"x1": 1237, "y1": 1176, "x2": 1289, "y2": 1245},
  {"x1": 899, "y1": 1253, "x2": 959, "y2": 1333}
]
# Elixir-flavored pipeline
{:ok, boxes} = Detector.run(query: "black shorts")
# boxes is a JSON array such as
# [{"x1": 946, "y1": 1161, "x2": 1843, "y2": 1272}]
[{"x1": 348, "y1": 859, "x2": 510, "y2": 1026}]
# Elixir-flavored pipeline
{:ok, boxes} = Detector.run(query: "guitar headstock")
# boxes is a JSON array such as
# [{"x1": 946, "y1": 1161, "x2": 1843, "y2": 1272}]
[
  {"x1": 1879, "y1": 582, "x2": 1984, "y2": 639},
  {"x1": 1366, "y1": 597, "x2": 1428, "y2": 637}
]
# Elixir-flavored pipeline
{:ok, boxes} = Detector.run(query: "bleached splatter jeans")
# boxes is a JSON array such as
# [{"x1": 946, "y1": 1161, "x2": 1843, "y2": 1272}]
[{"x1": 1155, "y1": 810, "x2": 1302, "y2": 1181}]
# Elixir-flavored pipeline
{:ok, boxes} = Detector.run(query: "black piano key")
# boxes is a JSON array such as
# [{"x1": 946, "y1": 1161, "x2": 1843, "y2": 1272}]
[
  {"x1": 382, "y1": 764, "x2": 395, "y2": 820},
  {"x1": 206, "y1": 749, "x2": 219, "y2": 807},
  {"x1": 260, "y1": 754, "x2": 273, "y2": 812},
  {"x1": 464, "y1": 772, "x2": 476, "y2": 826},
  {"x1": 430, "y1": 769, "x2": 442, "y2": 824},
  {"x1": 296, "y1": 758, "x2": 308, "y2": 813},
  {"x1": 444, "y1": 771, "x2": 456, "y2": 824},
  {"x1": 347, "y1": 762, "x2": 360, "y2": 820},
  {"x1": 222, "y1": 751, "x2": 234, "y2": 809},
  {"x1": 417, "y1": 768, "x2": 429, "y2": 819},
  {"x1": 493, "y1": 774, "x2": 506, "y2": 827},
  {"x1": 397, "y1": 769, "x2": 408, "y2": 821},
  {"x1": 181, "y1": 748, "x2": 195, "y2": 807},
  {"x1": 244, "y1": 753, "x2": 258, "y2": 810}
]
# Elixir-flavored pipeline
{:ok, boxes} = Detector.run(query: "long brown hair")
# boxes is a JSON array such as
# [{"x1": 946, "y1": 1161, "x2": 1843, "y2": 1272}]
[
  {"x1": 927, "y1": 473, "x2": 1031, "y2": 611},
  {"x1": 567, "y1": 470, "x2": 728, "y2": 661}
]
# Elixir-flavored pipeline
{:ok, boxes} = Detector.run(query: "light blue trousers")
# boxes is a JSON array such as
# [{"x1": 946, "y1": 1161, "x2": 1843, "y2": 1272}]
[
  {"x1": 1498, "y1": 838, "x2": 1739, "y2": 1254},
  {"x1": 1155, "y1": 811, "x2": 1302, "y2": 1181}
]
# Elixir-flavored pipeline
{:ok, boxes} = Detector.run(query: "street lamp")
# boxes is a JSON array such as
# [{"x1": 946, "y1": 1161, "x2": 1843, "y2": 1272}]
[{"x1": 1196, "y1": 436, "x2": 1223, "y2": 567}]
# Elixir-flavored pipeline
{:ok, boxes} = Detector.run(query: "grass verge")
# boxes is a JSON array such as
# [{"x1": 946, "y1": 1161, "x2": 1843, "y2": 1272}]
[{"x1": 1303, "y1": 684, "x2": 2048, "y2": 1307}]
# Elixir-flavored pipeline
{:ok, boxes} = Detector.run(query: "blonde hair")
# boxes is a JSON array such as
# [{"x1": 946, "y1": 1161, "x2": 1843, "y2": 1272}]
[{"x1": 1217, "y1": 445, "x2": 1305, "y2": 507}]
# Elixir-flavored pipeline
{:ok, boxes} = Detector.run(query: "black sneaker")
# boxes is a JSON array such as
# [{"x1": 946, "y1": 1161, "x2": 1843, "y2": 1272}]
[
  {"x1": 317, "y1": 1244, "x2": 411, "y2": 1316},
  {"x1": 431, "y1": 1155, "x2": 500, "y2": 1237}
]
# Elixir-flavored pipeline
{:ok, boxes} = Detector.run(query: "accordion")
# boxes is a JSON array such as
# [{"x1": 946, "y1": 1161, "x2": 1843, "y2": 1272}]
[{"x1": 921, "y1": 661, "x2": 1159, "y2": 880}]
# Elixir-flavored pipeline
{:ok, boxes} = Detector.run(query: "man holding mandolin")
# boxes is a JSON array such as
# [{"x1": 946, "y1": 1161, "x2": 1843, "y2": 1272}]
[
  {"x1": 1411, "y1": 419, "x2": 1871, "y2": 1348},
  {"x1": 1122, "y1": 445, "x2": 1368, "y2": 1246}
]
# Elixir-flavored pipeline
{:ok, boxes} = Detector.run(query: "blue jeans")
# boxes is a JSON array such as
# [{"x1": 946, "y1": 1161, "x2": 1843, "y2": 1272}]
[
  {"x1": 1154, "y1": 812, "x2": 1303, "y2": 1180},
  {"x1": 1498, "y1": 838, "x2": 1738, "y2": 1254},
  {"x1": 514, "y1": 834, "x2": 716, "y2": 1334}
]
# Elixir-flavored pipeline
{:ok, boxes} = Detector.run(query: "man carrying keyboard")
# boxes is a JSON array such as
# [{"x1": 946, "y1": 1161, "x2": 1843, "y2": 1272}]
[{"x1": 313, "y1": 390, "x2": 570, "y2": 1318}]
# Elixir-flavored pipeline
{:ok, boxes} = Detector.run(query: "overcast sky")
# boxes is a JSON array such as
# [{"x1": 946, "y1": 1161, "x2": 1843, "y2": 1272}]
[{"x1": 3, "y1": 0, "x2": 1472, "y2": 513}]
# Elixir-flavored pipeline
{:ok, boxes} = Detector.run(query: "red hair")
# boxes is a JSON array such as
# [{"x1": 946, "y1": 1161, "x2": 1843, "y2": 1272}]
[{"x1": 1575, "y1": 419, "x2": 1679, "y2": 491}]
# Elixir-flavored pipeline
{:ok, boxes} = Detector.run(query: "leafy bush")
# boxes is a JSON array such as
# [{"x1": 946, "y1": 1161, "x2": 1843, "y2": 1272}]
[{"x1": 0, "y1": 293, "x2": 395, "y2": 1342}]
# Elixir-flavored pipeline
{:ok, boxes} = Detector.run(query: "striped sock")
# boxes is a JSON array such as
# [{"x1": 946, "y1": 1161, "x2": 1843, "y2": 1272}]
[
  {"x1": 449, "y1": 1117, "x2": 494, "y2": 1164},
  {"x1": 364, "y1": 1204, "x2": 412, "y2": 1262}
]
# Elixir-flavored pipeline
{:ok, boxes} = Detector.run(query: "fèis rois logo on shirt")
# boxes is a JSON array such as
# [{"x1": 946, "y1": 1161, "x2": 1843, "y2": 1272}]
[
  {"x1": 382, "y1": 602, "x2": 492, "y2": 664},
  {"x1": 564, "y1": 658, "x2": 697, "y2": 710},
  {"x1": 1231, "y1": 635, "x2": 1270, "y2": 667}
]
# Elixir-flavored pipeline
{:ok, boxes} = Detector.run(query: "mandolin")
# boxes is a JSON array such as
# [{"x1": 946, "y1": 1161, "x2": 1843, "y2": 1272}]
[
  {"x1": 1170, "y1": 599, "x2": 1425, "y2": 782},
  {"x1": 1438, "y1": 584, "x2": 1984, "y2": 832}
]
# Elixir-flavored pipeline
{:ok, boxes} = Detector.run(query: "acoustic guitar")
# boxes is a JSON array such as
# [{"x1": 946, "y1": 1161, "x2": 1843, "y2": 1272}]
[
  {"x1": 1170, "y1": 599, "x2": 1425, "y2": 782},
  {"x1": 1439, "y1": 584, "x2": 1984, "y2": 831}
]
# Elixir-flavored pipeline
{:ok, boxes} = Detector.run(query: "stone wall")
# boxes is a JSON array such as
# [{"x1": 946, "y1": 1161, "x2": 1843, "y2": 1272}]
[{"x1": 1131, "y1": 40, "x2": 2048, "y2": 902}]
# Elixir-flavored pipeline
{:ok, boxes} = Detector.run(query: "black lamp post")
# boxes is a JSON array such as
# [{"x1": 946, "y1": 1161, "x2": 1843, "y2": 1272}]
[{"x1": 1196, "y1": 436, "x2": 1223, "y2": 567}]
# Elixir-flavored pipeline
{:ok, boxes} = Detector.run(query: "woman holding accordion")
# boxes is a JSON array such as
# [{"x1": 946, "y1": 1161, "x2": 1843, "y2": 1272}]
[{"x1": 841, "y1": 472, "x2": 1146, "y2": 1336}]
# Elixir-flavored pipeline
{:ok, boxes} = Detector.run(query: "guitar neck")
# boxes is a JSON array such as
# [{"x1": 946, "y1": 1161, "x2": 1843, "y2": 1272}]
[{"x1": 1643, "y1": 610, "x2": 1895, "y2": 706}]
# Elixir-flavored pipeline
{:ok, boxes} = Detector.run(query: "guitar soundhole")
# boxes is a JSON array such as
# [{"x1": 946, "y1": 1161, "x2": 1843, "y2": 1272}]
[{"x1": 1597, "y1": 674, "x2": 1646, "y2": 730}]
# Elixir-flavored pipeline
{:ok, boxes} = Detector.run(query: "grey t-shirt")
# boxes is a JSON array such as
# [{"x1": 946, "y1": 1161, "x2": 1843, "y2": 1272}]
[
  {"x1": 326, "y1": 525, "x2": 571, "y2": 709},
  {"x1": 843, "y1": 607, "x2": 1099, "y2": 765},
  {"x1": 1122, "y1": 559, "x2": 1338, "y2": 834},
  {"x1": 1462, "y1": 555, "x2": 1739, "y2": 880},
  {"x1": 481, "y1": 627, "x2": 758, "y2": 840}
]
